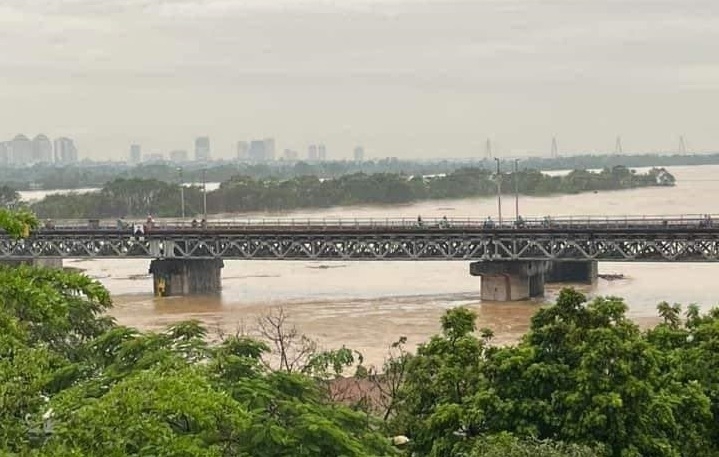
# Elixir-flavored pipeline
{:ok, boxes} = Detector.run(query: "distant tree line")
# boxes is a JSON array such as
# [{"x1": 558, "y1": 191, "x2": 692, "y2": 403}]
[
  {"x1": 30, "y1": 166, "x2": 674, "y2": 219},
  {"x1": 0, "y1": 152, "x2": 706, "y2": 191}
]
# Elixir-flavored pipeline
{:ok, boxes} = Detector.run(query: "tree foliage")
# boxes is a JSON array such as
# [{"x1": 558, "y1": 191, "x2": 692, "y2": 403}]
[
  {"x1": 31, "y1": 166, "x2": 672, "y2": 218},
  {"x1": 0, "y1": 199, "x2": 395, "y2": 457},
  {"x1": 391, "y1": 289, "x2": 719, "y2": 457}
]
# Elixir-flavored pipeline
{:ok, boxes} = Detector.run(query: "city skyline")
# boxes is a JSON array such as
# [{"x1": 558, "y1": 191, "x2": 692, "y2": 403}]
[
  {"x1": 0, "y1": 130, "x2": 708, "y2": 166},
  {"x1": 1, "y1": 0, "x2": 717, "y2": 159},
  {"x1": 0, "y1": 134, "x2": 78, "y2": 166}
]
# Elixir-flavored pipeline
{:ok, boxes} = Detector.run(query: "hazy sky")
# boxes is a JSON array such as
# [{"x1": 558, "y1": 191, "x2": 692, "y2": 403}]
[{"x1": 1, "y1": 0, "x2": 718, "y2": 160}]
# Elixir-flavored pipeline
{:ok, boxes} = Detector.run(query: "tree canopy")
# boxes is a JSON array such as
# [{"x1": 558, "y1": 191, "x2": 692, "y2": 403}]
[
  {"x1": 31, "y1": 166, "x2": 673, "y2": 219},
  {"x1": 389, "y1": 289, "x2": 719, "y2": 457}
]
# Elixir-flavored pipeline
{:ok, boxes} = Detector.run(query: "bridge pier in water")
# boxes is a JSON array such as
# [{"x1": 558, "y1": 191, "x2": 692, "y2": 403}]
[
  {"x1": 546, "y1": 261, "x2": 598, "y2": 284},
  {"x1": 149, "y1": 259, "x2": 224, "y2": 297},
  {"x1": 470, "y1": 261, "x2": 548, "y2": 301}
]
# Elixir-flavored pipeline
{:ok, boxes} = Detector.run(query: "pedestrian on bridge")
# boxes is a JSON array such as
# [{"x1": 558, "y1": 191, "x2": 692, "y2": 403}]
[{"x1": 440, "y1": 216, "x2": 450, "y2": 229}]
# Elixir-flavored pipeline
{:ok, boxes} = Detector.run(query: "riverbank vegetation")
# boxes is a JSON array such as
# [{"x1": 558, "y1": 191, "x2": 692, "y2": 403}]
[
  {"x1": 31, "y1": 165, "x2": 673, "y2": 219},
  {"x1": 0, "y1": 152, "x2": 712, "y2": 191}
]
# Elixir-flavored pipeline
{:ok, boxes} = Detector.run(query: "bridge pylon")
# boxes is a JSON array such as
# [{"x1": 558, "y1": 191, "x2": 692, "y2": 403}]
[
  {"x1": 470, "y1": 260, "x2": 548, "y2": 301},
  {"x1": 149, "y1": 258, "x2": 224, "y2": 297},
  {"x1": 470, "y1": 260, "x2": 598, "y2": 301}
]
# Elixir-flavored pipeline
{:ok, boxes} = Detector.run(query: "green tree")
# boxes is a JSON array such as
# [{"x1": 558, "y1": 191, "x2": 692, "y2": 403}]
[
  {"x1": 484, "y1": 289, "x2": 713, "y2": 457},
  {"x1": 393, "y1": 290, "x2": 716, "y2": 457},
  {"x1": 470, "y1": 433, "x2": 602, "y2": 457},
  {"x1": 0, "y1": 185, "x2": 20, "y2": 208},
  {"x1": 391, "y1": 307, "x2": 495, "y2": 456}
]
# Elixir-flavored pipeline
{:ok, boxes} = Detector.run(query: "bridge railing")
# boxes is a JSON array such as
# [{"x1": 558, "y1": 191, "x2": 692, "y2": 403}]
[{"x1": 39, "y1": 214, "x2": 719, "y2": 231}]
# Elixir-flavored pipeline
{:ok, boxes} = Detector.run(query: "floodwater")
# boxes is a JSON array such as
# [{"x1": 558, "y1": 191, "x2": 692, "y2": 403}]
[
  {"x1": 67, "y1": 164, "x2": 719, "y2": 366},
  {"x1": 18, "y1": 182, "x2": 222, "y2": 203}
]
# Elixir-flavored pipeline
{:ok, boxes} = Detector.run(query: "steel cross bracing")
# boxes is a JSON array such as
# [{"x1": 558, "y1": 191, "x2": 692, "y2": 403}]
[{"x1": 3, "y1": 228, "x2": 719, "y2": 262}]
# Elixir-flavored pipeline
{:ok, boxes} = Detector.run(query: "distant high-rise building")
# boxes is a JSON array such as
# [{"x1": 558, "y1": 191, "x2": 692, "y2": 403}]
[
  {"x1": 32, "y1": 134, "x2": 53, "y2": 163},
  {"x1": 263, "y1": 138, "x2": 276, "y2": 161},
  {"x1": 308, "y1": 144, "x2": 318, "y2": 161},
  {"x1": 318, "y1": 144, "x2": 327, "y2": 161},
  {"x1": 10, "y1": 134, "x2": 32, "y2": 166},
  {"x1": 195, "y1": 136, "x2": 211, "y2": 162},
  {"x1": 54, "y1": 137, "x2": 78, "y2": 164},
  {"x1": 248, "y1": 140, "x2": 266, "y2": 162},
  {"x1": 169, "y1": 150, "x2": 188, "y2": 163},
  {"x1": 0, "y1": 142, "x2": 10, "y2": 166},
  {"x1": 283, "y1": 149, "x2": 299, "y2": 161},
  {"x1": 130, "y1": 144, "x2": 141, "y2": 164},
  {"x1": 144, "y1": 153, "x2": 164, "y2": 163},
  {"x1": 237, "y1": 141, "x2": 249, "y2": 161},
  {"x1": 353, "y1": 146, "x2": 365, "y2": 162}
]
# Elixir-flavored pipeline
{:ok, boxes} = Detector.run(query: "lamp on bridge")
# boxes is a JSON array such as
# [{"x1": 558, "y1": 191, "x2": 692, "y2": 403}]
[
  {"x1": 513, "y1": 158, "x2": 520, "y2": 221},
  {"x1": 202, "y1": 168, "x2": 207, "y2": 220},
  {"x1": 177, "y1": 167, "x2": 185, "y2": 219},
  {"x1": 494, "y1": 157, "x2": 502, "y2": 224}
]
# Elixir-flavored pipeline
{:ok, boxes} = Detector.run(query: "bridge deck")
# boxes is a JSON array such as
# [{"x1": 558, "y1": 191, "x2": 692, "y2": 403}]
[{"x1": 2, "y1": 215, "x2": 718, "y2": 261}]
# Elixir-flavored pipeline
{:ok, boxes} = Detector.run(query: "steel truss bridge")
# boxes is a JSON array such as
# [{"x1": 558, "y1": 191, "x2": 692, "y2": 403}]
[{"x1": 2, "y1": 215, "x2": 719, "y2": 262}]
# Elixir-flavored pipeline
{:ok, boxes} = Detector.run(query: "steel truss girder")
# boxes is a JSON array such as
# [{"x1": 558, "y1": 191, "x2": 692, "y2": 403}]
[{"x1": 1, "y1": 234, "x2": 719, "y2": 262}]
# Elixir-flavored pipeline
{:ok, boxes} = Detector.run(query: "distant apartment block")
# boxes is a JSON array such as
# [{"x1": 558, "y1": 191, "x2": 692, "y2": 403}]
[
  {"x1": 236, "y1": 141, "x2": 249, "y2": 161},
  {"x1": 0, "y1": 134, "x2": 78, "y2": 166},
  {"x1": 130, "y1": 144, "x2": 141, "y2": 164},
  {"x1": 144, "y1": 153, "x2": 164, "y2": 163},
  {"x1": 0, "y1": 142, "x2": 10, "y2": 166},
  {"x1": 169, "y1": 150, "x2": 189, "y2": 163},
  {"x1": 353, "y1": 146, "x2": 365, "y2": 162},
  {"x1": 32, "y1": 134, "x2": 53, "y2": 163},
  {"x1": 54, "y1": 137, "x2": 78, "y2": 164},
  {"x1": 248, "y1": 140, "x2": 266, "y2": 162},
  {"x1": 263, "y1": 138, "x2": 275, "y2": 161},
  {"x1": 242, "y1": 138, "x2": 276, "y2": 162},
  {"x1": 308, "y1": 144, "x2": 318, "y2": 161},
  {"x1": 318, "y1": 144, "x2": 327, "y2": 161},
  {"x1": 283, "y1": 149, "x2": 299, "y2": 161},
  {"x1": 195, "y1": 136, "x2": 211, "y2": 162},
  {"x1": 9, "y1": 134, "x2": 32, "y2": 166}
]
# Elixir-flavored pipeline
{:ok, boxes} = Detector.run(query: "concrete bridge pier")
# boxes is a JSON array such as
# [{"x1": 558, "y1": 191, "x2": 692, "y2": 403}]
[
  {"x1": 149, "y1": 259, "x2": 224, "y2": 297},
  {"x1": 546, "y1": 261, "x2": 598, "y2": 284},
  {"x1": 470, "y1": 261, "x2": 548, "y2": 302}
]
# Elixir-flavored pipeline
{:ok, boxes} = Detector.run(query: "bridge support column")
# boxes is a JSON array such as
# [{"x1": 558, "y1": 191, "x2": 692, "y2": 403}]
[
  {"x1": 149, "y1": 259, "x2": 223, "y2": 297},
  {"x1": 470, "y1": 261, "x2": 548, "y2": 302},
  {"x1": 546, "y1": 261, "x2": 598, "y2": 285},
  {"x1": 0, "y1": 259, "x2": 63, "y2": 269}
]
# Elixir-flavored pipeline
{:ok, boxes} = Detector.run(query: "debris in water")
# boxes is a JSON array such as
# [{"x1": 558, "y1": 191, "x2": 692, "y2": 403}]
[
  {"x1": 599, "y1": 273, "x2": 625, "y2": 281},
  {"x1": 308, "y1": 265, "x2": 346, "y2": 270}
]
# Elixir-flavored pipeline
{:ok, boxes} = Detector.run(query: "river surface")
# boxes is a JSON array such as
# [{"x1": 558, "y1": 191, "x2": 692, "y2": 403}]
[{"x1": 65, "y1": 164, "x2": 719, "y2": 366}]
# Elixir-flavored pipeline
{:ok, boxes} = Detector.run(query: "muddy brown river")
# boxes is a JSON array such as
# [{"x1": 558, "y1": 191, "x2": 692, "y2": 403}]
[{"x1": 63, "y1": 165, "x2": 719, "y2": 366}]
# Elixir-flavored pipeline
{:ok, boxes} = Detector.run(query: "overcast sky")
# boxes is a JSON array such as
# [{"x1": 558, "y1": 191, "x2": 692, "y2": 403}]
[{"x1": 1, "y1": 0, "x2": 717, "y2": 160}]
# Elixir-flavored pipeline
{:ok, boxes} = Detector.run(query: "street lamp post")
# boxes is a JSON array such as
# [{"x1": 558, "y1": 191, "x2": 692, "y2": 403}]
[
  {"x1": 177, "y1": 167, "x2": 185, "y2": 219},
  {"x1": 494, "y1": 157, "x2": 502, "y2": 224},
  {"x1": 513, "y1": 159, "x2": 519, "y2": 221},
  {"x1": 202, "y1": 169, "x2": 207, "y2": 220}
]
